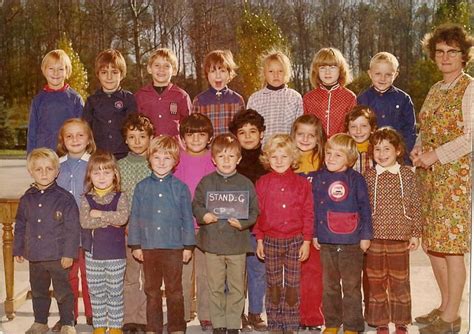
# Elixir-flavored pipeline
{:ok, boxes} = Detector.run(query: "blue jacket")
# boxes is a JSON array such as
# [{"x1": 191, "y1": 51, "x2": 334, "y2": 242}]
[
  {"x1": 83, "y1": 88, "x2": 136, "y2": 159},
  {"x1": 13, "y1": 182, "x2": 80, "y2": 261},
  {"x1": 357, "y1": 86, "x2": 416, "y2": 162},
  {"x1": 128, "y1": 173, "x2": 196, "y2": 250},
  {"x1": 27, "y1": 87, "x2": 83, "y2": 153},
  {"x1": 312, "y1": 168, "x2": 373, "y2": 245}
]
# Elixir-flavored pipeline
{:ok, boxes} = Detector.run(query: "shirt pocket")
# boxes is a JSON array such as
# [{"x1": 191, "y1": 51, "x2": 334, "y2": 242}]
[{"x1": 327, "y1": 211, "x2": 359, "y2": 234}]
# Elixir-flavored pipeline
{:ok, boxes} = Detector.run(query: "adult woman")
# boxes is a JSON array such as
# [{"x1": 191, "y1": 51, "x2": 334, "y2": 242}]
[{"x1": 410, "y1": 23, "x2": 473, "y2": 334}]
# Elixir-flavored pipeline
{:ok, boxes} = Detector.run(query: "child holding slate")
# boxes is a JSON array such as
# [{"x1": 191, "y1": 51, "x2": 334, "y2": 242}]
[{"x1": 192, "y1": 134, "x2": 259, "y2": 334}]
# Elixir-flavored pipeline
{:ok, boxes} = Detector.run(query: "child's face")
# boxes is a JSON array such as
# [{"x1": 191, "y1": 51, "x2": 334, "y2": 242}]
[
  {"x1": 348, "y1": 116, "x2": 372, "y2": 144},
  {"x1": 207, "y1": 65, "x2": 230, "y2": 91},
  {"x1": 42, "y1": 60, "x2": 67, "y2": 90},
  {"x1": 212, "y1": 148, "x2": 241, "y2": 175},
  {"x1": 368, "y1": 61, "x2": 398, "y2": 92},
  {"x1": 98, "y1": 64, "x2": 123, "y2": 93},
  {"x1": 318, "y1": 65, "x2": 340, "y2": 86},
  {"x1": 269, "y1": 148, "x2": 293, "y2": 174},
  {"x1": 29, "y1": 158, "x2": 59, "y2": 189},
  {"x1": 63, "y1": 123, "x2": 90, "y2": 158},
  {"x1": 150, "y1": 151, "x2": 176, "y2": 177},
  {"x1": 183, "y1": 132, "x2": 210, "y2": 156},
  {"x1": 373, "y1": 139, "x2": 400, "y2": 168},
  {"x1": 147, "y1": 56, "x2": 173, "y2": 87},
  {"x1": 236, "y1": 124, "x2": 263, "y2": 150},
  {"x1": 90, "y1": 167, "x2": 115, "y2": 190},
  {"x1": 294, "y1": 124, "x2": 318, "y2": 153},
  {"x1": 126, "y1": 128, "x2": 152, "y2": 156},
  {"x1": 264, "y1": 60, "x2": 285, "y2": 87},
  {"x1": 325, "y1": 147, "x2": 349, "y2": 173}
]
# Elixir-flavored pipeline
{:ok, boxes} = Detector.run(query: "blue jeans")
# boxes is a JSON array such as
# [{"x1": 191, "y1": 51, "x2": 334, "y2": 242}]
[{"x1": 247, "y1": 234, "x2": 266, "y2": 314}]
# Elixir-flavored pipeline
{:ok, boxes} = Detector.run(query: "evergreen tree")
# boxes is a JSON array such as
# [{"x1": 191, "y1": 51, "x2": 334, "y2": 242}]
[
  {"x1": 236, "y1": 6, "x2": 287, "y2": 98},
  {"x1": 0, "y1": 97, "x2": 15, "y2": 149},
  {"x1": 58, "y1": 34, "x2": 89, "y2": 100}
]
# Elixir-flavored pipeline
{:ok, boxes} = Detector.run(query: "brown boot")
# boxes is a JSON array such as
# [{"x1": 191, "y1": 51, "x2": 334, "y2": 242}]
[
  {"x1": 248, "y1": 313, "x2": 268, "y2": 332},
  {"x1": 241, "y1": 314, "x2": 252, "y2": 332}
]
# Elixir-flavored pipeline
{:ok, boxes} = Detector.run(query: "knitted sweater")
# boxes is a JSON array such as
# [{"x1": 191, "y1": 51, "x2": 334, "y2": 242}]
[{"x1": 117, "y1": 152, "x2": 151, "y2": 207}]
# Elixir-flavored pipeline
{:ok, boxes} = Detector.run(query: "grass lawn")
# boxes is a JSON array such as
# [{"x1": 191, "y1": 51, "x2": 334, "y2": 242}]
[{"x1": 0, "y1": 149, "x2": 27, "y2": 158}]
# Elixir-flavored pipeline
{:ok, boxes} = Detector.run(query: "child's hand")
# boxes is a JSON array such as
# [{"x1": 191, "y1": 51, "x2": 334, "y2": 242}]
[
  {"x1": 312, "y1": 238, "x2": 321, "y2": 250},
  {"x1": 299, "y1": 241, "x2": 311, "y2": 262},
  {"x1": 228, "y1": 218, "x2": 242, "y2": 230},
  {"x1": 256, "y1": 239, "x2": 265, "y2": 260},
  {"x1": 203, "y1": 213, "x2": 218, "y2": 224},
  {"x1": 61, "y1": 257, "x2": 73, "y2": 269},
  {"x1": 183, "y1": 249, "x2": 192, "y2": 263},
  {"x1": 90, "y1": 209, "x2": 102, "y2": 218},
  {"x1": 14, "y1": 256, "x2": 24, "y2": 263},
  {"x1": 408, "y1": 237, "x2": 420, "y2": 251},
  {"x1": 360, "y1": 239, "x2": 371, "y2": 252},
  {"x1": 132, "y1": 249, "x2": 144, "y2": 262}
]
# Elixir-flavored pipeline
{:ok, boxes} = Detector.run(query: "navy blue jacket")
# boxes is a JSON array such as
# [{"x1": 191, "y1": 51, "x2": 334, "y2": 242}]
[
  {"x1": 312, "y1": 168, "x2": 373, "y2": 245},
  {"x1": 83, "y1": 88, "x2": 136, "y2": 159},
  {"x1": 13, "y1": 182, "x2": 80, "y2": 261}
]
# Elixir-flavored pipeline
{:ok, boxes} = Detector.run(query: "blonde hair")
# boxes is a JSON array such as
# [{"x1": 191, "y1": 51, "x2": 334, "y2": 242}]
[
  {"x1": 84, "y1": 151, "x2": 121, "y2": 193},
  {"x1": 310, "y1": 47, "x2": 352, "y2": 87},
  {"x1": 56, "y1": 118, "x2": 96, "y2": 157},
  {"x1": 325, "y1": 133, "x2": 358, "y2": 167},
  {"x1": 369, "y1": 52, "x2": 399, "y2": 72},
  {"x1": 260, "y1": 134, "x2": 300, "y2": 170},
  {"x1": 27, "y1": 148, "x2": 60, "y2": 172},
  {"x1": 95, "y1": 49, "x2": 127, "y2": 78},
  {"x1": 147, "y1": 136, "x2": 180, "y2": 165},
  {"x1": 147, "y1": 48, "x2": 178, "y2": 75},
  {"x1": 204, "y1": 50, "x2": 238, "y2": 80},
  {"x1": 41, "y1": 49, "x2": 72, "y2": 79},
  {"x1": 291, "y1": 114, "x2": 326, "y2": 164},
  {"x1": 211, "y1": 134, "x2": 241, "y2": 158},
  {"x1": 260, "y1": 49, "x2": 292, "y2": 87}
]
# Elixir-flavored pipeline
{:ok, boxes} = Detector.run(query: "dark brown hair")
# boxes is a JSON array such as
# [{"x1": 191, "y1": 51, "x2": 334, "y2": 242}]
[
  {"x1": 370, "y1": 127, "x2": 406, "y2": 165},
  {"x1": 179, "y1": 113, "x2": 214, "y2": 139},
  {"x1": 344, "y1": 105, "x2": 377, "y2": 133},
  {"x1": 121, "y1": 113, "x2": 154, "y2": 139}
]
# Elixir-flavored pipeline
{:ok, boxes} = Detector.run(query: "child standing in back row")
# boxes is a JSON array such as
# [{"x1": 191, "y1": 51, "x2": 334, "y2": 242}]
[
  {"x1": 83, "y1": 49, "x2": 137, "y2": 159},
  {"x1": 27, "y1": 49, "x2": 83, "y2": 153},
  {"x1": 254, "y1": 134, "x2": 314, "y2": 333},
  {"x1": 291, "y1": 115, "x2": 325, "y2": 331},
  {"x1": 247, "y1": 50, "x2": 303, "y2": 142},
  {"x1": 364, "y1": 128, "x2": 422, "y2": 334},
  {"x1": 303, "y1": 48, "x2": 356, "y2": 137},
  {"x1": 357, "y1": 52, "x2": 416, "y2": 163},
  {"x1": 193, "y1": 50, "x2": 245, "y2": 136}
]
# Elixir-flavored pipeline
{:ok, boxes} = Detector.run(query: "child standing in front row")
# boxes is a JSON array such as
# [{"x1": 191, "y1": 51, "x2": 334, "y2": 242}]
[
  {"x1": 83, "y1": 49, "x2": 136, "y2": 160},
  {"x1": 79, "y1": 151, "x2": 130, "y2": 334},
  {"x1": 291, "y1": 115, "x2": 325, "y2": 331},
  {"x1": 247, "y1": 50, "x2": 303, "y2": 142},
  {"x1": 357, "y1": 52, "x2": 416, "y2": 163},
  {"x1": 56, "y1": 119, "x2": 96, "y2": 331},
  {"x1": 193, "y1": 134, "x2": 259, "y2": 334},
  {"x1": 303, "y1": 47, "x2": 356, "y2": 137},
  {"x1": 14, "y1": 148, "x2": 80, "y2": 334},
  {"x1": 118, "y1": 113, "x2": 155, "y2": 333},
  {"x1": 174, "y1": 113, "x2": 215, "y2": 331},
  {"x1": 193, "y1": 50, "x2": 245, "y2": 136},
  {"x1": 27, "y1": 49, "x2": 83, "y2": 153},
  {"x1": 128, "y1": 136, "x2": 196, "y2": 334},
  {"x1": 345, "y1": 105, "x2": 377, "y2": 174},
  {"x1": 312, "y1": 134, "x2": 372, "y2": 334},
  {"x1": 254, "y1": 134, "x2": 314, "y2": 334},
  {"x1": 363, "y1": 128, "x2": 422, "y2": 334}
]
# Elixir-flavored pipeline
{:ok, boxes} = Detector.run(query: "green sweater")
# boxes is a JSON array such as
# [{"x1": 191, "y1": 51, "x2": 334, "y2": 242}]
[{"x1": 118, "y1": 152, "x2": 151, "y2": 207}]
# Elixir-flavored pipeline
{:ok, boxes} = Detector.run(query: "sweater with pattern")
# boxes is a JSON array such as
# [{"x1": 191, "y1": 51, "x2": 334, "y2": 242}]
[{"x1": 117, "y1": 152, "x2": 151, "y2": 207}]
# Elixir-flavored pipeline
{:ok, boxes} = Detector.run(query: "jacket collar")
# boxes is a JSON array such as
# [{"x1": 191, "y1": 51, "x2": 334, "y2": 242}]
[
  {"x1": 375, "y1": 162, "x2": 401, "y2": 175},
  {"x1": 59, "y1": 152, "x2": 91, "y2": 163}
]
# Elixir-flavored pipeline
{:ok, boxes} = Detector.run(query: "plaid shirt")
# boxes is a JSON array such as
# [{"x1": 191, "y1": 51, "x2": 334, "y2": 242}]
[
  {"x1": 247, "y1": 86, "x2": 303, "y2": 142},
  {"x1": 192, "y1": 86, "x2": 245, "y2": 136}
]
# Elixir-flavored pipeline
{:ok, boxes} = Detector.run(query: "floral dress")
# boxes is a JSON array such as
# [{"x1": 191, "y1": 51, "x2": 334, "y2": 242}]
[{"x1": 417, "y1": 74, "x2": 472, "y2": 254}]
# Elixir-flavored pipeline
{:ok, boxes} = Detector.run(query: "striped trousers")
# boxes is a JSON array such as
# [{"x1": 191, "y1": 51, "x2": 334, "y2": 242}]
[
  {"x1": 364, "y1": 239, "x2": 412, "y2": 326},
  {"x1": 85, "y1": 252, "x2": 126, "y2": 329}
]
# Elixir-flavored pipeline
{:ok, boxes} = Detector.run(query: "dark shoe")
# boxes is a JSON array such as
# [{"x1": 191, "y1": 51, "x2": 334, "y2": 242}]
[
  {"x1": 122, "y1": 323, "x2": 136, "y2": 334},
  {"x1": 241, "y1": 314, "x2": 252, "y2": 332},
  {"x1": 135, "y1": 324, "x2": 147, "y2": 334},
  {"x1": 419, "y1": 317, "x2": 461, "y2": 334},
  {"x1": 415, "y1": 308, "x2": 442, "y2": 324},
  {"x1": 201, "y1": 320, "x2": 213, "y2": 332},
  {"x1": 307, "y1": 325, "x2": 322, "y2": 332},
  {"x1": 376, "y1": 326, "x2": 389, "y2": 334},
  {"x1": 248, "y1": 313, "x2": 267, "y2": 332},
  {"x1": 52, "y1": 321, "x2": 62, "y2": 332},
  {"x1": 86, "y1": 316, "x2": 93, "y2": 326},
  {"x1": 299, "y1": 324, "x2": 307, "y2": 331},
  {"x1": 395, "y1": 324, "x2": 408, "y2": 334},
  {"x1": 228, "y1": 330, "x2": 240, "y2": 334},
  {"x1": 213, "y1": 328, "x2": 227, "y2": 334}
]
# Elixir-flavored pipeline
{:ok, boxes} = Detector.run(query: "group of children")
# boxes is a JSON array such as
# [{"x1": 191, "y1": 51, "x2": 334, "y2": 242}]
[{"x1": 13, "y1": 43, "x2": 423, "y2": 334}]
